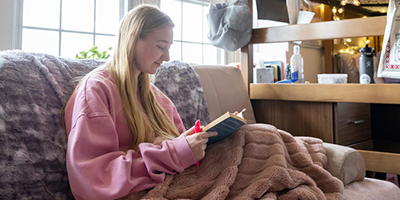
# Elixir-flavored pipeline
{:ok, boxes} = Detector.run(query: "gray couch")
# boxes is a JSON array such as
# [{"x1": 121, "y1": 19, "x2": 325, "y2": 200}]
[{"x1": 0, "y1": 50, "x2": 399, "y2": 199}]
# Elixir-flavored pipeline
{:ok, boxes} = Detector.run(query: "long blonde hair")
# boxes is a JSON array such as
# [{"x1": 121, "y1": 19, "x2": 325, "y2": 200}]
[{"x1": 61, "y1": 5, "x2": 180, "y2": 150}]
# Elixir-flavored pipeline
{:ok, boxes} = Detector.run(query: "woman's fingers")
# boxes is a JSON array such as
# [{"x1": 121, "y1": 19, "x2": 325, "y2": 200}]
[
  {"x1": 198, "y1": 131, "x2": 218, "y2": 139},
  {"x1": 185, "y1": 131, "x2": 218, "y2": 161},
  {"x1": 184, "y1": 126, "x2": 196, "y2": 136}
]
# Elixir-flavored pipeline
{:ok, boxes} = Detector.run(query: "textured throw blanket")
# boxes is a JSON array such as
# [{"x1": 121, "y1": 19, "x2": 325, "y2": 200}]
[
  {"x1": 123, "y1": 124, "x2": 344, "y2": 200},
  {"x1": 0, "y1": 50, "x2": 104, "y2": 199},
  {"x1": 152, "y1": 61, "x2": 211, "y2": 129}
]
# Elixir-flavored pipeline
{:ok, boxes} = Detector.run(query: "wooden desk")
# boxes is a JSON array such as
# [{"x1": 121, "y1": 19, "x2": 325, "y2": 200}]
[{"x1": 249, "y1": 83, "x2": 400, "y2": 174}]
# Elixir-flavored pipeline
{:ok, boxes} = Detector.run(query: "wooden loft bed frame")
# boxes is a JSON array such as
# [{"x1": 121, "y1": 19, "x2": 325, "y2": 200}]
[
  {"x1": 240, "y1": 0, "x2": 400, "y2": 175},
  {"x1": 239, "y1": 0, "x2": 386, "y2": 91}
]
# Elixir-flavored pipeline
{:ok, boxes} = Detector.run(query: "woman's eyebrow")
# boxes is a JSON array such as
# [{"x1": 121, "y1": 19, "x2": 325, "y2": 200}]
[{"x1": 158, "y1": 40, "x2": 173, "y2": 45}]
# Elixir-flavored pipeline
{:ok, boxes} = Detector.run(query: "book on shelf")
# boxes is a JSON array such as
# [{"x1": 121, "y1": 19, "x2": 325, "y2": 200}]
[
  {"x1": 204, "y1": 109, "x2": 246, "y2": 145},
  {"x1": 264, "y1": 61, "x2": 285, "y2": 82}
]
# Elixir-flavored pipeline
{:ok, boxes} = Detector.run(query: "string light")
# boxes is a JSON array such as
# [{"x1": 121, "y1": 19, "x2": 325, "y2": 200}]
[
  {"x1": 332, "y1": 6, "x2": 344, "y2": 21},
  {"x1": 340, "y1": 0, "x2": 360, "y2": 6}
]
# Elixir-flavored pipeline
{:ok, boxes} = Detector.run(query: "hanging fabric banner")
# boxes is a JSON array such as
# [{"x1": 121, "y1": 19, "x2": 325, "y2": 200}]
[{"x1": 378, "y1": 0, "x2": 400, "y2": 78}]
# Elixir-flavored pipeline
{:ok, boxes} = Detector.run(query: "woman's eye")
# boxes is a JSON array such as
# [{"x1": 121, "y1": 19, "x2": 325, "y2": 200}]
[{"x1": 157, "y1": 46, "x2": 165, "y2": 50}]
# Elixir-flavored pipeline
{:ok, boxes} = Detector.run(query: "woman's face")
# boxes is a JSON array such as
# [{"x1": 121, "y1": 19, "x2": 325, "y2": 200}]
[{"x1": 134, "y1": 26, "x2": 173, "y2": 75}]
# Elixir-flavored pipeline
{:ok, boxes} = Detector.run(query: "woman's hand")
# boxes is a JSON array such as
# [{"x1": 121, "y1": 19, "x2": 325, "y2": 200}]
[{"x1": 184, "y1": 126, "x2": 217, "y2": 161}]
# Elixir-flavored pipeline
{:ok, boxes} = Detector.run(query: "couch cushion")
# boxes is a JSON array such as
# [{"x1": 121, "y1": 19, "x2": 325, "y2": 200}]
[
  {"x1": 323, "y1": 143, "x2": 366, "y2": 185},
  {"x1": 342, "y1": 178, "x2": 400, "y2": 200},
  {"x1": 0, "y1": 50, "x2": 103, "y2": 199},
  {"x1": 152, "y1": 61, "x2": 212, "y2": 129},
  {"x1": 192, "y1": 65, "x2": 256, "y2": 124}
]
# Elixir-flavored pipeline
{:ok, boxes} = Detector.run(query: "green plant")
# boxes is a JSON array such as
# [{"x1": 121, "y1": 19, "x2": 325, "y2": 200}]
[{"x1": 75, "y1": 46, "x2": 112, "y2": 60}]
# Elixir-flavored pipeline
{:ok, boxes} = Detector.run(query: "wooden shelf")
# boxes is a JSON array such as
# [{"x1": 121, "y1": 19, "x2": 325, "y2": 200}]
[
  {"x1": 250, "y1": 83, "x2": 400, "y2": 104},
  {"x1": 249, "y1": 16, "x2": 386, "y2": 44}
]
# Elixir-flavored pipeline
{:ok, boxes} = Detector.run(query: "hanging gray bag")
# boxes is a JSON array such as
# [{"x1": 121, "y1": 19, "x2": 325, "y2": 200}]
[{"x1": 207, "y1": 0, "x2": 252, "y2": 52}]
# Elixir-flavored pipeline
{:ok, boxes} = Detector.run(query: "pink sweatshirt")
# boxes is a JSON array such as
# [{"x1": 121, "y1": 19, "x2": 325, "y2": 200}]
[{"x1": 64, "y1": 69, "x2": 196, "y2": 200}]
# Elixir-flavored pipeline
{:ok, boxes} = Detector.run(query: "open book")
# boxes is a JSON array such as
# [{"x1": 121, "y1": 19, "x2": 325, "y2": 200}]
[{"x1": 204, "y1": 109, "x2": 246, "y2": 145}]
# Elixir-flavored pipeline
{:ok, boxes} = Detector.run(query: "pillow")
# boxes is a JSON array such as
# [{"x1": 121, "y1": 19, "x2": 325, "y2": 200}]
[
  {"x1": 323, "y1": 143, "x2": 366, "y2": 185},
  {"x1": 152, "y1": 60, "x2": 211, "y2": 129}
]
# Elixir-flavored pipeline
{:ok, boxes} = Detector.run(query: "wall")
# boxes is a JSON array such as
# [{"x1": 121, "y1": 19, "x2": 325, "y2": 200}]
[
  {"x1": 0, "y1": 0, "x2": 14, "y2": 50},
  {"x1": 290, "y1": 41, "x2": 325, "y2": 83},
  {"x1": 0, "y1": 0, "x2": 19, "y2": 51}
]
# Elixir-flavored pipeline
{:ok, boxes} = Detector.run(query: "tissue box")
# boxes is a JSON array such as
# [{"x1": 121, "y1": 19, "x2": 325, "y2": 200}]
[
  {"x1": 318, "y1": 74, "x2": 348, "y2": 84},
  {"x1": 253, "y1": 68, "x2": 274, "y2": 83}
]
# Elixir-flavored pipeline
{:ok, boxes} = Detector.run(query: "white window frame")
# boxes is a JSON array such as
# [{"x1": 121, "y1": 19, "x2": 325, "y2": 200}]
[
  {"x1": 157, "y1": 0, "x2": 226, "y2": 65},
  {"x1": 16, "y1": 0, "x2": 127, "y2": 56}
]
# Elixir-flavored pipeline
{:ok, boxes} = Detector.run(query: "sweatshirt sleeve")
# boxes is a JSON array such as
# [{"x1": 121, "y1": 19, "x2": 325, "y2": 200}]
[{"x1": 66, "y1": 76, "x2": 196, "y2": 200}]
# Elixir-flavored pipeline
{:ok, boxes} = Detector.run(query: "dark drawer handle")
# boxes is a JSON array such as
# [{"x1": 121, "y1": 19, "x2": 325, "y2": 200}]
[{"x1": 348, "y1": 120, "x2": 365, "y2": 124}]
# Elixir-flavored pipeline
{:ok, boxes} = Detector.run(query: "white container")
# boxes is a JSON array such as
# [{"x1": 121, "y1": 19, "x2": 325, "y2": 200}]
[
  {"x1": 318, "y1": 74, "x2": 348, "y2": 84},
  {"x1": 253, "y1": 68, "x2": 274, "y2": 83}
]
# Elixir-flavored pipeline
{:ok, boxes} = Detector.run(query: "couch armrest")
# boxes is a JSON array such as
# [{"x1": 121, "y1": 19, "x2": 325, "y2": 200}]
[{"x1": 323, "y1": 143, "x2": 366, "y2": 185}]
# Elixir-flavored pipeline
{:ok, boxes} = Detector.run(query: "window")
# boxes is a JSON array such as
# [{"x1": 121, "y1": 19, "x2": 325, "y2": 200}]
[
  {"x1": 251, "y1": 0, "x2": 289, "y2": 67},
  {"x1": 19, "y1": 0, "x2": 224, "y2": 64},
  {"x1": 21, "y1": 0, "x2": 126, "y2": 58},
  {"x1": 160, "y1": 0, "x2": 225, "y2": 65}
]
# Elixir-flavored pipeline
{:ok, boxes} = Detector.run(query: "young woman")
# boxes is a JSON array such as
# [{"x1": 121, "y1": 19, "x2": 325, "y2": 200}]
[{"x1": 61, "y1": 5, "x2": 217, "y2": 200}]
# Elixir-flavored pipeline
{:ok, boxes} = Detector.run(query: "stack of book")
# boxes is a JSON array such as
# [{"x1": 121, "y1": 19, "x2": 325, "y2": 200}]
[{"x1": 264, "y1": 61, "x2": 286, "y2": 82}]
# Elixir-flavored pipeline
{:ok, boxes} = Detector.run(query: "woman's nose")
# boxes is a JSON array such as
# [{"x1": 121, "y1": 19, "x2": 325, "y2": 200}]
[{"x1": 162, "y1": 49, "x2": 170, "y2": 62}]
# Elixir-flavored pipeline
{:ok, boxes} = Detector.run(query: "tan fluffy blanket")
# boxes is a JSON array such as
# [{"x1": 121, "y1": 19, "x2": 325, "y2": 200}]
[{"x1": 123, "y1": 124, "x2": 344, "y2": 200}]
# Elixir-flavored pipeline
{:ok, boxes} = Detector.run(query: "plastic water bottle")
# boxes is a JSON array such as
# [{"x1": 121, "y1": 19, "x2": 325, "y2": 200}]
[{"x1": 290, "y1": 45, "x2": 304, "y2": 83}]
